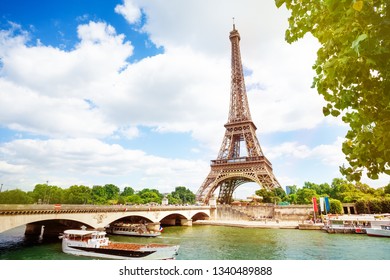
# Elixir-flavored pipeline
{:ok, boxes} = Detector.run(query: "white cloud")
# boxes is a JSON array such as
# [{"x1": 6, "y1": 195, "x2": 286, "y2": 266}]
[
  {"x1": 116, "y1": 126, "x2": 140, "y2": 139},
  {"x1": 0, "y1": 160, "x2": 26, "y2": 174},
  {"x1": 0, "y1": 4, "x2": 325, "y2": 145},
  {"x1": 0, "y1": 138, "x2": 208, "y2": 192},
  {"x1": 115, "y1": 0, "x2": 142, "y2": 24},
  {"x1": 0, "y1": 79, "x2": 116, "y2": 138},
  {"x1": 0, "y1": 21, "x2": 134, "y2": 138},
  {"x1": 1, "y1": 21, "x2": 132, "y2": 97},
  {"x1": 266, "y1": 137, "x2": 346, "y2": 167}
]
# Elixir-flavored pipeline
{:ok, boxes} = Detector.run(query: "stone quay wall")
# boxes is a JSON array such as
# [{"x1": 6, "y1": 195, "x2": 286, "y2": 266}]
[{"x1": 216, "y1": 204, "x2": 312, "y2": 222}]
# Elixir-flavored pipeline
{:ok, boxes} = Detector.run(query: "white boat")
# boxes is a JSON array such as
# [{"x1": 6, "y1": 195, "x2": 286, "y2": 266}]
[
  {"x1": 59, "y1": 229, "x2": 179, "y2": 260},
  {"x1": 366, "y1": 225, "x2": 390, "y2": 237},
  {"x1": 323, "y1": 215, "x2": 390, "y2": 234},
  {"x1": 106, "y1": 223, "x2": 162, "y2": 237}
]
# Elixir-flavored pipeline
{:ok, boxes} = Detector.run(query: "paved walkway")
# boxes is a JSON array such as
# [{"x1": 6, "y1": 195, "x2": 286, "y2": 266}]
[{"x1": 193, "y1": 219, "x2": 300, "y2": 229}]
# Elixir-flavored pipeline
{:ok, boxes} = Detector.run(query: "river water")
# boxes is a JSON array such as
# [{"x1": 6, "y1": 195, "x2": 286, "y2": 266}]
[{"x1": 0, "y1": 225, "x2": 389, "y2": 260}]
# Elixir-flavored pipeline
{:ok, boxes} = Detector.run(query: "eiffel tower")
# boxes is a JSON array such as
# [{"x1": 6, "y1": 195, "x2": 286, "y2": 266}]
[{"x1": 196, "y1": 23, "x2": 281, "y2": 204}]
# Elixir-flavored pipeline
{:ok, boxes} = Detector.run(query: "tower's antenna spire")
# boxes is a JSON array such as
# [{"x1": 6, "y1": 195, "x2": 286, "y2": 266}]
[{"x1": 232, "y1": 17, "x2": 236, "y2": 30}]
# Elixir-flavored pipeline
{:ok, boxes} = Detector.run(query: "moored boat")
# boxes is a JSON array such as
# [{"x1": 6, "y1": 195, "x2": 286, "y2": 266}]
[
  {"x1": 323, "y1": 215, "x2": 390, "y2": 234},
  {"x1": 59, "y1": 229, "x2": 179, "y2": 260},
  {"x1": 366, "y1": 225, "x2": 390, "y2": 237},
  {"x1": 106, "y1": 222, "x2": 161, "y2": 237}
]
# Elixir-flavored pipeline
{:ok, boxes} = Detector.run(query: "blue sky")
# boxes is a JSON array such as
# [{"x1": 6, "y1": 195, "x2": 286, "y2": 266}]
[{"x1": 0, "y1": 0, "x2": 388, "y2": 197}]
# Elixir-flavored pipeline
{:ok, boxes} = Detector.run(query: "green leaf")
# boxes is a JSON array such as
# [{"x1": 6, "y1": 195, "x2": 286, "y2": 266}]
[
  {"x1": 331, "y1": 109, "x2": 341, "y2": 117},
  {"x1": 275, "y1": 0, "x2": 286, "y2": 8},
  {"x1": 323, "y1": 106, "x2": 330, "y2": 116},
  {"x1": 367, "y1": 172, "x2": 379, "y2": 180},
  {"x1": 352, "y1": 1, "x2": 364, "y2": 12},
  {"x1": 351, "y1": 34, "x2": 368, "y2": 54}
]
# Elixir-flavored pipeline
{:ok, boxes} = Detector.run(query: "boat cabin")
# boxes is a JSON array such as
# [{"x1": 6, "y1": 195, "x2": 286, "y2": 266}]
[{"x1": 62, "y1": 230, "x2": 109, "y2": 246}]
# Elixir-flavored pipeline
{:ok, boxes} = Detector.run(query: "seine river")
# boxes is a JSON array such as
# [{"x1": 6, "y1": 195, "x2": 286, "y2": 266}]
[{"x1": 0, "y1": 225, "x2": 389, "y2": 260}]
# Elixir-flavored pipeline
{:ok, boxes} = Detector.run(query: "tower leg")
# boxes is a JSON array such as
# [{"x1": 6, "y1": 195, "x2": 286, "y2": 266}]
[{"x1": 218, "y1": 180, "x2": 236, "y2": 204}]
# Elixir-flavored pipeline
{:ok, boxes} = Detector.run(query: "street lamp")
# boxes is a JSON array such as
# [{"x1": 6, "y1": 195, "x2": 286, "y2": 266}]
[{"x1": 44, "y1": 180, "x2": 49, "y2": 204}]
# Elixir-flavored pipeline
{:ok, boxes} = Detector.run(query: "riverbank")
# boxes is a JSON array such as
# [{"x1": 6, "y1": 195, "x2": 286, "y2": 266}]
[{"x1": 193, "y1": 219, "x2": 300, "y2": 229}]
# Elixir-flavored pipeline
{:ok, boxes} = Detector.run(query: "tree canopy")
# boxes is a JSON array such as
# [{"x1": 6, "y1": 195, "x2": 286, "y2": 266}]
[
  {"x1": 275, "y1": 0, "x2": 390, "y2": 181},
  {"x1": 255, "y1": 178, "x2": 390, "y2": 213},
  {"x1": 1, "y1": 179, "x2": 389, "y2": 214},
  {"x1": 168, "y1": 186, "x2": 196, "y2": 205}
]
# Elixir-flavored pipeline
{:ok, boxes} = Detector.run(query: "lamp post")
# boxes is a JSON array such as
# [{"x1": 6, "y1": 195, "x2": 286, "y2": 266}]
[{"x1": 43, "y1": 181, "x2": 49, "y2": 204}]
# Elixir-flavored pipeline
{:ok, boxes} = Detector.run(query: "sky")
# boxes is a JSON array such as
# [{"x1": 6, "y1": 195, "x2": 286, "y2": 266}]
[{"x1": 0, "y1": 0, "x2": 388, "y2": 198}]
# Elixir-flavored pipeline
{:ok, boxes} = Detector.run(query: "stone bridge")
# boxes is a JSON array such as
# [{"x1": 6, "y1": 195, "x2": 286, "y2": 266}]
[{"x1": 0, "y1": 204, "x2": 213, "y2": 237}]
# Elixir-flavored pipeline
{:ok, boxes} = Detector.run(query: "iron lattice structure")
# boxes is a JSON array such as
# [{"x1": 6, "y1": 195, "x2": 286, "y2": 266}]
[{"x1": 196, "y1": 24, "x2": 281, "y2": 204}]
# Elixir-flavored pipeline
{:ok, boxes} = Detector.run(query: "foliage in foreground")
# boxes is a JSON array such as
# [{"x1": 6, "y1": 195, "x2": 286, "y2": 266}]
[{"x1": 275, "y1": 0, "x2": 390, "y2": 181}]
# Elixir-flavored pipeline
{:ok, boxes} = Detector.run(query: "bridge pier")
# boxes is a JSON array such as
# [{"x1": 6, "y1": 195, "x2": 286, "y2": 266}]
[
  {"x1": 25, "y1": 223, "x2": 43, "y2": 236},
  {"x1": 180, "y1": 219, "x2": 192, "y2": 226},
  {"x1": 147, "y1": 222, "x2": 161, "y2": 232},
  {"x1": 161, "y1": 218, "x2": 193, "y2": 226},
  {"x1": 162, "y1": 219, "x2": 176, "y2": 226}
]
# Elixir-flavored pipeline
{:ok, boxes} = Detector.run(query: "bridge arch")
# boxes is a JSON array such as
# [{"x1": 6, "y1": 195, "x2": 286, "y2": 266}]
[
  {"x1": 105, "y1": 214, "x2": 155, "y2": 225},
  {"x1": 0, "y1": 205, "x2": 212, "y2": 234},
  {"x1": 24, "y1": 218, "x2": 93, "y2": 237},
  {"x1": 191, "y1": 211, "x2": 210, "y2": 221}
]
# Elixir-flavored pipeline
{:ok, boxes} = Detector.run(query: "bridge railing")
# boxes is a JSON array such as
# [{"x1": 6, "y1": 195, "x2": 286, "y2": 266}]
[{"x1": 0, "y1": 204, "x2": 210, "y2": 214}]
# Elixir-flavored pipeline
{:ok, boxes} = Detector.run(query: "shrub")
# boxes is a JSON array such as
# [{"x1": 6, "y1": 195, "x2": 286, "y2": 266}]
[
  {"x1": 329, "y1": 199, "x2": 343, "y2": 214},
  {"x1": 368, "y1": 199, "x2": 382, "y2": 214},
  {"x1": 355, "y1": 199, "x2": 369, "y2": 214}
]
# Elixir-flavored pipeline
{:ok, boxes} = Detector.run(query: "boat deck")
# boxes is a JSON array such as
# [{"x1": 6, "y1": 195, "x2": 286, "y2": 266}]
[{"x1": 103, "y1": 242, "x2": 172, "y2": 251}]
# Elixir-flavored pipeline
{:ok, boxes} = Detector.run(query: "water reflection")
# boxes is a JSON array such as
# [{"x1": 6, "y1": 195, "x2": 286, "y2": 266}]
[{"x1": 1, "y1": 224, "x2": 389, "y2": 260}]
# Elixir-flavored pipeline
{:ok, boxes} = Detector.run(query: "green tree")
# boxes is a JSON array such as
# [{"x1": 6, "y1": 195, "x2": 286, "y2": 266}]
[
  {"x1": 286, "y1": 193, "x2": 298, "y2": 204},
  {"x1": 64, "y1": 185, "x2": 91, "y2": 204},
  {"x1": 384, "y1": 183, "x2": 390, "y2": 195},
  {"x1": 103, "y1": 184, "x2": 120, "y2": 201},
  {"x1": 374, "y1": 187, "x2": 386, "y2": 197},
  {"x1": 170, "y1": 186, "x2": 196, "y2": 204},
  {"x1": 368, "y1": 198, "x2": 383, "y2": 213},
  {"x1": 303, "y1": 181, "x2": 331, "y2": 195},
  {"x1": 275, "y1": 0, "x2": 390, "y2": 181},
  {"x1": 329, "y1": 198, "x2": 343, "y2": 214},
  {"x1": 140, "y1": 191, "x2": 160, "y2": 204},
  {"x1": 137, "y1": 188, "x2": 163, "y2": 204},
  {"x1": 355, "y1": 181, "x2": 375, "y2": 194},
  {"x1": 121, "y1": 186, "x2": 135, "y2": 197},
  {"x1": 92, "y1": 185, "x2": 107, "y2": 204},
  {"x1": 167, "y1": 193, "x2": 182, "y2": 205},
  {"x1": 126, "y1": 194, "x2": 143, "y2": 204},
  {"x1": 46, "y1": 185, "x2": 65, "y2": 204},
  {"x1": 330, "y1": 178, "x2": 356, "y2": 200},
  {"x1": 274, "y1": 187, "x2": 287, "y2": 201},
  {"x1": 0, "y1": 189, "x2": 33, "y2": 204},
  {"x1": 296, "y1": 188, "x2": 317, "y2": 204},
  {"x1": 355, "y1": 199, "x2": 370, "y2": 214},
  {"x1": 117, "y1": 196, "x2": 126, "y2": 205},
  {"x1": 381, "y1": 198, "x2": 390, "y2": 213},
  {"x1": 341, "y1": 191, "x2": 365, "y2": 203},
  {"x1": 255, "y1": 187, "x2": 286, "y2": 204},
  {"x1": 255, "y1": 188, "x2": 274, "y2": 203},
  {"x1": 286, "y1": 185, "x2": 297, "y2": 195},
  {"x1": 31, "y1": 183, "x2": 52, "y2": 203}
]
